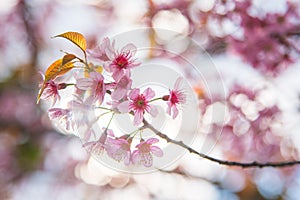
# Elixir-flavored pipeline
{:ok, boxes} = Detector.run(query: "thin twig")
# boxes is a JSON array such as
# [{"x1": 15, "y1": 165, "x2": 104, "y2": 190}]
[{"x1": 142, "y1": 119, "x2": 300, "y2": 168}]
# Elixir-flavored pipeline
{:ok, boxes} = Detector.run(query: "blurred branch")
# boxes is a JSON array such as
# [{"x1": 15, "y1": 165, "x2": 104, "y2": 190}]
[
  {"x1": 18, "y1": 0, "x2": 39, "y2": 84},
  {"x1": 142, "y1": 119, "x2": 300, "y2": 168}
]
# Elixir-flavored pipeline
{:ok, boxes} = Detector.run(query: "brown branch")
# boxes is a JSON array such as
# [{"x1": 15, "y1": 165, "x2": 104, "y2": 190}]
[{"x1": 142, "y1": 119, "x2": 300, "y2": 168}]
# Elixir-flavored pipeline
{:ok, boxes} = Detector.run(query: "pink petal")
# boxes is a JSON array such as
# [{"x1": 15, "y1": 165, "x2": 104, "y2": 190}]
[
  {"x1": 172, "y1": 105, "x2": 179, "y2": 119},
  {"x1": 174, "y1": 77, "x2": 183, "y2": 90},
  {"x1": 82, "y1": 141, "x2": 95, "y2": 148},
  {"x1": 149, "y1": 105, "x2": 158, "y2": 117},
  {"x1": 112, "y1": 88, "x2": 125, "y2": 100},
  {"x1": 117, "y1": 101, "x2": 130, "y2": 113},
  {"x1": 38, "y1": 71, "x2": 45, "y2": 81},
  {"x1": 133, "y1": 110, "x2": 144, "y2": 126},
  {"x1": 150, "y1": 146, "x2": 163, "y2": 157},
  {"x1": 143, "y1": 88, "x2": 155, "y2": 99},
  {"x1": 146, "y1": 138, "x2": 159, "y2": 144},
  {"x1": 83, "y1": 129, "x2": 93, "y2": 142},
  {"x1": 135, "y1": 140, "x2": 146, "y2": 148},
  {"x1": 129, "y1": 88, "x2": 140, "y2": 100},
  {"x1": 89, "y1": 72, "x2": 102, "y2": 81},
  {"x1": 103, "y1": 38, "x2": 115, "y2": 61},
  {"x1": 76, "y1": 78, "x2": 93, "y2": 90},
  {"x1": 121, "y1": 43, "x2": 137, "y2": 56},
  {"x1": 131, "y1": 150, "x2": 139, "y2": 164},
  {"x1": 124, "y1": 152, "x2": 131, "y2": 165},
  {"x1": 142, "y1": 153, "x2": 153, "y2": 167},
  {"x1": 106, "y1": 129, "x2": 115, "y2": 137},
  {"x1": 112, "y1": 69, "x2": 125, "y2": 82},
  {"x1": 166, "y1": 102, "x2": 172, "y2": 116}
]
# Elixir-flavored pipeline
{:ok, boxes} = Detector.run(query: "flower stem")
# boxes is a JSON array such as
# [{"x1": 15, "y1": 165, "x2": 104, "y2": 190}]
[
  {"x1": 105, "y1": 113, "x2": 115, "y2": 130},
  {"x1": 95, "y1": 106, "x2": 114, "y2": 111},
  {"x1": 149, "y1": 97, "x2": 162, "y2": 103},
  {"x1": 96, "y1": 111, "x2": 112, "y2": 120}
]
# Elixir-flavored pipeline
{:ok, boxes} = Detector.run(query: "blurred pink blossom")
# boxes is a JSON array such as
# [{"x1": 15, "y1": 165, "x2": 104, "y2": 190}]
[
  {"x1": 83, "y1": 129, "x2": 109, "y2": 155},
  {"x1": 132, "y1": 138, "x2": 163, "y2": 167},
  {"x1": 105, "y1": 136, "x2": 132, "y2": 165},
  {"x1": 48, "y1": 108, "x2": 72, "y2": 131}
]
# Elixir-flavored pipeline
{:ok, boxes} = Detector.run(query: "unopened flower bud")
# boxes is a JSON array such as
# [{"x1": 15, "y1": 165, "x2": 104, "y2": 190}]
[
  {"x1": 162, "y1": 95, "x2": 170, "y2": 101},
  {"x1": 58, "y1": 83, "x2": 67, "y2": 90}
]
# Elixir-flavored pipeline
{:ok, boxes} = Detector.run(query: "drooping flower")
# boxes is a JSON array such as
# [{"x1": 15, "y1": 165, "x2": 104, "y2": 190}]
[
  {"x1": 105, "y1": 136, "x2": 132, "y2": 165},
  {"x1": 76, "y1": 72, "x2": 106, "y2": 104},
  {"x1": 132, "y1": 138, "x2": 163, "y2": 167},
  {"x1": 48, "y1": 108, "x2": 72, "y2": 130},
  {"x1": 83, "y1": 129, "x2": 109, "y2": 155},
  {"x1": 37, "y1": 71, "x2": 68, "y2": 106},
  {"x1": 118, "y1": 88, "x2": 158, "y2": 126},
  {"x1": 163, "y1": 77, "x2": 186, "y2": 119},
  {"x1": 111, "y1": 74, "x2": 132, "y2": 100},
  {"x1": 40, "y1": 80, "x2": 60, "y2": 106}
]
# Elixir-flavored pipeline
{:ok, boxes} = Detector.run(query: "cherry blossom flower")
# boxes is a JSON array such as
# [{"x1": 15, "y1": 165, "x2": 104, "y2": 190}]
[
  {"x1": 164, "y1": 77, "x2": 186, "y2": 119},
  {"x1": 48, "y1": 108, "x2": 72, "y2": 130},
  {"x1": 102, "y1": 38, "x2": 140, "y2": 81},
  {"x1": 38, "y1": 71, "x2": 68, "y2": 106},
  {"x1": 118, "y1": 88, "x2": 158, "y2": 126},
  {"x1": 83, "y1": 129, "x2": 109, "y2": 155},
  {"x1": 76, "y1": 72, "x2": 106, "y2": 104},
  {"x1": 40, "y1": 80, "x2": 60, "y2": 106},
  {"x1": 111, "y1": 74, "x2": 132, "y2": 101},
  {"x1": 105, "y1": 136, "x2": 132, "y2": 165},
  {"x1": 132, "y1": 138, "x2": 163, "y2": 167}
]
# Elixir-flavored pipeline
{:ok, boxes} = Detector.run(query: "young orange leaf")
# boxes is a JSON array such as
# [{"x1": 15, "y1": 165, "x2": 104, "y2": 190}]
[
  {"x1": 45, "y1": 59, "x2": 74, "y2": 81},
  {"x1": 36, "y1": 59, "x2": 74, "y2": 104},
  {"x1": 62, "y1": 54, "x2": 77, "y2": 66},
  {"x1": 53, "y1": 32, "x2": 87, "y2": 53}
]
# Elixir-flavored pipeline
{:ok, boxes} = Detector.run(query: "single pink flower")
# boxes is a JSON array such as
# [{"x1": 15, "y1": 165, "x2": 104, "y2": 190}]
[
  {"x1": 118, "y1": 88, "x2": 158, "y2": 126},
  {"x1": 103, "y1": 39, "x2": 140, "y2": 81},
  {"x1": 164, "y1": 77, "x2": 186, "y2": 119},
  {"x1": 38, "y1": 72, "x2": 68, "y2": 106},
  {"x1": 76, "y1": 72, "x2": 106, "y2": 104},
  {"x1": 40, "y1": 80, "x2": 60, "y2": 106},
  {"x1": 48, "y1": 108, "x2": 71, "y2": 130},
  {"x1": 83, "y1": 129, "x2": 109, "y2": 155},
  {"x1": 111, "y1": 74, "x2": 132, "y2": 100},
  {"x1": 105, "y1": 137, "x2": 132, "y2": 165},
  {"x1": 132, "y1": 138, "x2": 163, "y2": 167}
]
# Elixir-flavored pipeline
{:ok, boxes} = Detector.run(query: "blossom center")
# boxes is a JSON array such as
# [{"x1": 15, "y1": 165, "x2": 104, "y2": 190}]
[
  {"x1": 170, "y1": 91, "x2": 179, "y2": 104},
  {"x1": 134, "y1": 95, "x2": 148, "y2": 110},
  {"x1": 139, "y1": 143, "x2": 151, "y2": 153},
  {"x1": 96, "y1": 81, "x2": 103, "y2": 94},
  {"x1": 114, "y1": 53, "x2": 129, "y2": 69}
]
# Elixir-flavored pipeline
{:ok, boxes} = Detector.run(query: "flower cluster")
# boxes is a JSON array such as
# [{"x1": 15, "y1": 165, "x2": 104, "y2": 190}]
[
  {"x1": 227, "y1": 1, "x2": 300, "y2": 76},
  {"x1": 37, "y1": 33, "x2": 186, "y2": 167},
  {"x1": 84, "y1": 129, "x2": 163, "y2": 167},
  {"x1": 202, "y1": 84, "x2": 294, "y2": 163}
]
